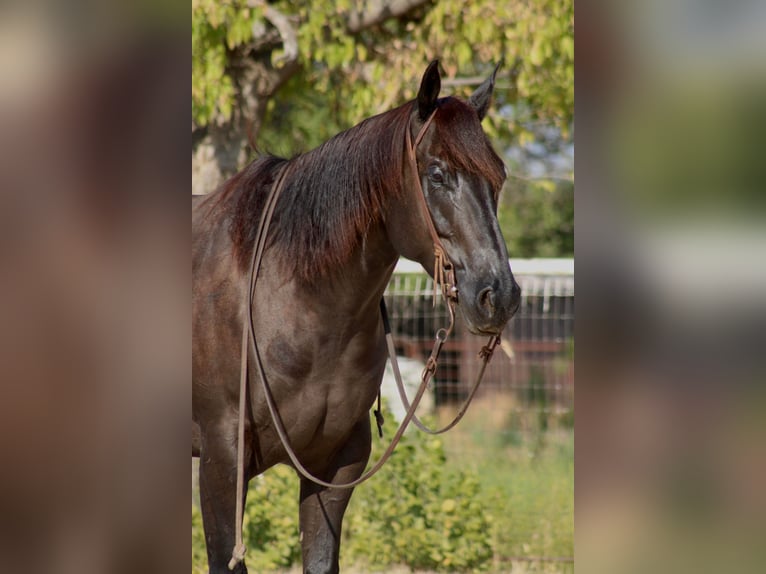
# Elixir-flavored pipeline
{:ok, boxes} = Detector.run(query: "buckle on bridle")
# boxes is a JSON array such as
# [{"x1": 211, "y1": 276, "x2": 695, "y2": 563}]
[{"x1": 433, "y1": 249, "x2": 459, "y2": 305}]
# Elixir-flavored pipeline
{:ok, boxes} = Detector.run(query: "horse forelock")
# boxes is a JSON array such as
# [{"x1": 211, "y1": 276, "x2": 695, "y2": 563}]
[{"x1": 433, "y1": 97, "x2": 506, "y2": 197}]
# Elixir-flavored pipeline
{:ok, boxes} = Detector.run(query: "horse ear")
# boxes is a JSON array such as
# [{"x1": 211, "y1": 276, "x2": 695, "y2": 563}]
[
  {"x1": 417, "y1": 60, "x2": 441, "y2": 121},
  {"x1": 468, "y1": 61, "x2": 502, "y2": 121}
]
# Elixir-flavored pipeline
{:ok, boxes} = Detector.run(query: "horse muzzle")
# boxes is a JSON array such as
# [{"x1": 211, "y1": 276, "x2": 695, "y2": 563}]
[{"x1": 459, "y1": 276, "x2": 521, "y2": 335}]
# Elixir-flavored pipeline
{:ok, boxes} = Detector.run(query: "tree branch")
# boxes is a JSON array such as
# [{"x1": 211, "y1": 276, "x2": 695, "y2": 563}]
[
  {"x1": 346, "y1": 0, "x2": 432, "y2": 34},
  {"x1": 244, "y1": 1, "x2": 301, "y2": 96},
  {"x1": 259, "y1": 4, "x2": 298, "y2": 65}
]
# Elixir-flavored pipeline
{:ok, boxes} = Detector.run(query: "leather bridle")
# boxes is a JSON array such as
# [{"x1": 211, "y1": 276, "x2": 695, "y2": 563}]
[{"x1": 406, "y1": 110, "x2": 459, "y2": 315}]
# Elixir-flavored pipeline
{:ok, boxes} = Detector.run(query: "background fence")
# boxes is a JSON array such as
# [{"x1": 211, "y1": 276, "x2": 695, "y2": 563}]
[
  {"x1": 383, "y1": 258, "x2": 574, "y2": 571},
  {"x1": 384, "y1": 258, "x2": 574, "y2": 427}
]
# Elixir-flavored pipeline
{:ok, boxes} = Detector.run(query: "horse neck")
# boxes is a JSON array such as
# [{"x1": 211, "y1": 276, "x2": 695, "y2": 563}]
[
  {"x1": 312, "y1": 219, "x2": 400, "y2": 319},
  {"x1": 317, "y1": 118, "x2": 412, "y2": 310}
]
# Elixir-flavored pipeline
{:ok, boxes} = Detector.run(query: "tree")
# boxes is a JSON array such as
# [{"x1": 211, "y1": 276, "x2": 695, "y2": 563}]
[
  {"x1": 192, "y1": 0, "x2": 574, "y2": 255},
  {"x1": 500, "y1": 115, "x2": 574, "y2": 258}
]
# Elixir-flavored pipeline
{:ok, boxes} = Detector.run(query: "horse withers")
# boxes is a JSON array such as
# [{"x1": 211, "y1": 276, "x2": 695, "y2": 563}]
[{"x1": 192, "y1": 60, "x2": 521, "y2": 574}]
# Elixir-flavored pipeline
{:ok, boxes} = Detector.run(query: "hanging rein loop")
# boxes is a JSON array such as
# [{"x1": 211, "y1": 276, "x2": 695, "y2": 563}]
[
  {"x1": 380, "y1": 299, "x2": 500, "y2": 437},
  {"x1": 388, "y1": 109, "x2": 502, "y2": 435}
]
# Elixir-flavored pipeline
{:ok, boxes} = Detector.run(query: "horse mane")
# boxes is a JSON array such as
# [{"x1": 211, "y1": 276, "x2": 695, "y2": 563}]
[
  {"x1": 209, "y1": 102, "x2": 410, "y2": 281},
  {"x1": 211, "y1": 96, "x2": 504, "y2": 282}
]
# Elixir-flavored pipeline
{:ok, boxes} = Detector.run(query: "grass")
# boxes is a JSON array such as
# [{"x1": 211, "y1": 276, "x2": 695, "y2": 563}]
[{"x1": 437, "y1": 394, "x2": 574, "y2": 572}]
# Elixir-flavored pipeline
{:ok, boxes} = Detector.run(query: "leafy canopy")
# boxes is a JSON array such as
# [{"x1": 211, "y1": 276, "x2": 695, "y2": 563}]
[
  {"x1": 192, "y1": 0, "x2": 573, "y2": 148},
  {"x1": 192, "y1": 0, "x2": 574, "y2": 258}
]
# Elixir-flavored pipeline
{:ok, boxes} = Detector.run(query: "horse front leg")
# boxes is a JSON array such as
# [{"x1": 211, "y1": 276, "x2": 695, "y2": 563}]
[
  {"x1": 298, "y1": 417, "x2": 372, "y2": 574},
  {"x1": 198, "y1": 421, "x2": 251, "y2": 574}
]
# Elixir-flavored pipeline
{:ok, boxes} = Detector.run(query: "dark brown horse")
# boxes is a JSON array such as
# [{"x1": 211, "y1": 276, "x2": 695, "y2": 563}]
[{"x1": 192, "y1": 61, "x2": 521, "y2": 574}]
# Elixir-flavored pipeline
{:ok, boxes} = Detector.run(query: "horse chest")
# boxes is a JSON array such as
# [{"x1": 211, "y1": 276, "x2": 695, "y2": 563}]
[{"x1": 260, "y1": 332, "x2": 384, "y2": 443}]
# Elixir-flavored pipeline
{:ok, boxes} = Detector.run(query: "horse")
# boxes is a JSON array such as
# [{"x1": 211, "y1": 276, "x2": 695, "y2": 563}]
[{"x1": 192, "y1": 60, "x2": 521, "y2": 574}]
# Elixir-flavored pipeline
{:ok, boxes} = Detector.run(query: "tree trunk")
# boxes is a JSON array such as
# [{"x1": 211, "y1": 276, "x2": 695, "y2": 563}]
[
  {"x1": 192, "y1": 50, "x2": 298, "y2": 195},
  {"x1": 192, "y1": 125, "x2": 246, "y2": 196}
]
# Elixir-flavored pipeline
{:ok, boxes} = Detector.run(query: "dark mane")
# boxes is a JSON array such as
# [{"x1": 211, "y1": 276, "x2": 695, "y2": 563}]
[
  {"x1": 210, "y1": 96, "x2": 503, "y2": 282},
  {"x1": 219, "y1": 102, "x2": 413, "y2": 281}
]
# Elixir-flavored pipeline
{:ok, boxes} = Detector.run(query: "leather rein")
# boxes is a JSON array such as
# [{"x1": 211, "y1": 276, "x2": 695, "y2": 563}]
[{"x1": 228, "y1": 109, "x2": 501, "y2": 569}]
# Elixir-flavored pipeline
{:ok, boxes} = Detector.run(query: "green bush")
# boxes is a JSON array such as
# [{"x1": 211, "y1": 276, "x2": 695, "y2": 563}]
[
  {"x1": 191, "y1": 467, "x2": 302, "y2": 572},
  {"x1": 342, "y1": 428, "x2": 493, "y2": 572},
  {"x1": 192, "y1": 503, "x2": 207, "y2": 574},
  {"x1": 191, "y1": 404, "x2": 493, "y2": 572},
  {"x1": 242, "y1": 466, "x2": 302, "y2": 569}
]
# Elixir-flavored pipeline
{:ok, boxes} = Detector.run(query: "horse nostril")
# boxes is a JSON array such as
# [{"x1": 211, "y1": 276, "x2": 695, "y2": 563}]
[{"x1": 478, "y1": 286, "x2": 495, "y2": 316}]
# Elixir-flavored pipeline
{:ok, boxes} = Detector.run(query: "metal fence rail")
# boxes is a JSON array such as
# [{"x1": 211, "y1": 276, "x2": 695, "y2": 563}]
[{"x1": 384, "y1": 258, "x2": 574, "y2": 420}]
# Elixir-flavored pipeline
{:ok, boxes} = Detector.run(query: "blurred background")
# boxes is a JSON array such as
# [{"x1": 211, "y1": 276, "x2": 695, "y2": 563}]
[
  {"x1": 0, "y1": 2, "x2": 188, "y2": 573},
  {"x1": 191, "y1": 1, "x2": 574, "y2": 572},
  {"x1": 576, "y1": 1, "x2": 766, "y2": 573}
]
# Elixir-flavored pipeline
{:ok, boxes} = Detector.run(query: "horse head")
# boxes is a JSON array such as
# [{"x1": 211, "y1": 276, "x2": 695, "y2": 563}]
[{"x1": 388, "y1": 60, "x2": 521, "y2": 335}]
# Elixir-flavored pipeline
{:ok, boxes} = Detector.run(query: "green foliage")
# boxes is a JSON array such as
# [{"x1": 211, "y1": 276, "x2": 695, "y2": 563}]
[
  {"x1": 191, "y1": 503, "x2": 208, "y2": 574},
  {"x1": 256, "y1": 72, "x2": 348, "y2": 156},
  {"x1": 191, "y1": 404, "x2": 574, "y2": 572},
  {"x1": 273, "y1": 0, "x2": 574, "y2": 148},
  {"x1": 192, "y1": 0, "x2": 258, "y2": 126},
  {"x1": 190, "y1": 405, "x2": 494, "y2": 572},
  {"x1": 341, "y1": 424, "x2": 493, "y2": 571},
  {"x1": 192, "y1": 0, "x2": 574, "y2": 257},
  {"x1": 191, "y1": 466, "x2": 302, "y2": 573},
  {"x1": 415, "y1": 0, "x2": 574, "y2": 139},
  {"x1": 500, "y1": 178, "x2": 574, "y2": 258},
  {"x1": 242, "y1": 466, "x2": 302, "y2": 569},
  {"x1": 191, "y1": 0, "x2": 573, "y2": 137}
]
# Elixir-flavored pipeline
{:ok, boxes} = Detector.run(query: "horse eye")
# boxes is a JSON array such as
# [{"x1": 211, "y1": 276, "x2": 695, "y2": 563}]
[{"x1": 428, "y1": 165, "x2": 444, "y2": 184}]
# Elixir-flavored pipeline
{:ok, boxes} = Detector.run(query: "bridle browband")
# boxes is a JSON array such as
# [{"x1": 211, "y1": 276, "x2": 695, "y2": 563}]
[{"x1": 227, "y1": 106, "x2": 501, "y2": 570}]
